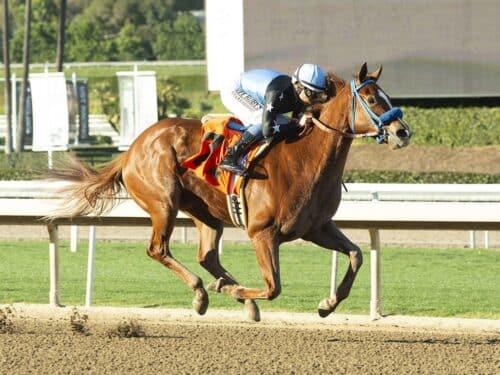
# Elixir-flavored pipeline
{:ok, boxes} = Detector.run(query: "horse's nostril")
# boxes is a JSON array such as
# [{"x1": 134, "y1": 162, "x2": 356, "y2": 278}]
[{"x1": 396, "y1": 129, "x2": 408, "y2": 138}]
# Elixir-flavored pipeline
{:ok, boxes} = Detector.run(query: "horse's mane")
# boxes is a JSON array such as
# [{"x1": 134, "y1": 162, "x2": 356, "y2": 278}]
[
  {"x1": 326, "y1": 71, "x2": 346, "y2": 96},
  {"x1": 310, "y1": 72, "x2": 346, "y2": 115}
]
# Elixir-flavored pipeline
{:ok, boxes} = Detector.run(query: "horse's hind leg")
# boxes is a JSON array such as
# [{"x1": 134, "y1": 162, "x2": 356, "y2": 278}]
[
  {"x1": 127, "y1": 173, "x2": 209, "y2": 315},
  {"x1": 146, "y1": 205, "x2": 208, "y2": 315},
  {"x1": 193, "y1": 219, "x2": 260, "y2": 321},
  {"x1": 302, "y1": 220, "x2": 363, "y2": 318}
]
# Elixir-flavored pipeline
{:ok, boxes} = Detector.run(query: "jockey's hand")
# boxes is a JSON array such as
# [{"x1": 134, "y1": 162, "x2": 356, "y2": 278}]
[{"x1": 299, "y1": 113, "x2": 314, "y2": 127}]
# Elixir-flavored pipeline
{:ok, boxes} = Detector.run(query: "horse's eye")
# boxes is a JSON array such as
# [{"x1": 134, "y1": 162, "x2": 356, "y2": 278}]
[{"x1": 367, "y1": 96, "x2": 376, "y2": 105}]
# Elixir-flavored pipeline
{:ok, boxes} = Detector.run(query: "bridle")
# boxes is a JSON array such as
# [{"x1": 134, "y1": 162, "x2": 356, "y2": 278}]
[{"x1": 311, "y1": 79, "x2": 411, "y2": 142}]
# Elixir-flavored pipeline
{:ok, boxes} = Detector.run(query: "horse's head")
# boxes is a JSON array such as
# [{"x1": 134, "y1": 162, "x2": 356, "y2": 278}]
[{"x1": 349, "y1": 63, "x2": 412, "y2": 149}]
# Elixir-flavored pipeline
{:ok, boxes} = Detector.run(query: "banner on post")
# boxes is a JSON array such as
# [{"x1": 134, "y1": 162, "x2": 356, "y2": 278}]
[
  {"x1": 30, "y1": 72, "x2": 69, "y2": 151},
  {"x1": 76, "y1": 80, "x2": 90, "y2": 144},
  {"x1": 116, "y1": 70, "x2": 158, "y2": 149}
]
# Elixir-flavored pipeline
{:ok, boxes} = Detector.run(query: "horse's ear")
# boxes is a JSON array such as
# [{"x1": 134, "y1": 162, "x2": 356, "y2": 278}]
[
  {"x1": 369, "y1": 65, "x2": 383, "y2": 82},
  {"x1": 357, "y1": 62, "x2": 368, "y2": 83}
]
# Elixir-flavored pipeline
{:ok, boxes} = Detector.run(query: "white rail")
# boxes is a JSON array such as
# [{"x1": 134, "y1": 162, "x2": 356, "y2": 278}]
[{"x1": 0, "y1": 181, "x2": 499, "y2": 320}]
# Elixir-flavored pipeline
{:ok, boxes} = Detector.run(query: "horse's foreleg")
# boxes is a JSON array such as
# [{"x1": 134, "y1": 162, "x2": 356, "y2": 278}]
[
  {"x1": 302, "y1": 220, "x2": 363, "y2": 318},
  {"x1": 231, "y1": 229, "x2": 282, "y2": 301},
  {"x1": 147, "y1": 207, "x2": 208, "y2": 315},
  {"x1": 194, "y1": 219, "x2": 260, "y2": 321}
]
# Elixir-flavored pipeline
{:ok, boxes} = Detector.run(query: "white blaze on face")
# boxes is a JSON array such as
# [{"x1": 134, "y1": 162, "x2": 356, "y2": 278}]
[{"x1": 377, "y1": 89, "x2": 392, "y2": 108}]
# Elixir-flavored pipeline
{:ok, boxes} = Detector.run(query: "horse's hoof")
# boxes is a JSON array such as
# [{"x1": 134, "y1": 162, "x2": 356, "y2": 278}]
[
  {"x1": 244, "y1": 299, "x2": 261, "y2": 322},
  {"x1": 317, "y1": 298, "x2": 333, "y2": 318},
  {"x1": 192, "y1": 288, "x2": 209, "y2": 315}
]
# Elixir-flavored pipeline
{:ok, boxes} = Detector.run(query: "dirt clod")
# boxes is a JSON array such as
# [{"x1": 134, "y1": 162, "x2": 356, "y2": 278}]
[
  {"x1": 0, "y1": 306, "x2": 14, "y2": 334},
  {"x1": 70, "y1": 307, "x2": 90, "y2": 336},
  {"x1": 108, "y1": 319, "x2": 145, "y2": 338}
]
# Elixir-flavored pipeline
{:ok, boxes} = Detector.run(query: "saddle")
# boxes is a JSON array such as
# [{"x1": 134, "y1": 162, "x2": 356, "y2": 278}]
[{"x1": 181, "y1": 116, "x2": 268, "y2": 228}]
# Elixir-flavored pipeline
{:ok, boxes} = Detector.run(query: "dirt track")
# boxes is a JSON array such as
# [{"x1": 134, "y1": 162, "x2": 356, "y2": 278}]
[{"x1": 1, "y1": 305, "x2": 499, "y2": 374}]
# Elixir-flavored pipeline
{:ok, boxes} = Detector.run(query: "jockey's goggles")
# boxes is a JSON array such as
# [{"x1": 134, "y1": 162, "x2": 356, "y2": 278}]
[{"x1": 303, "y1": 87, "x2": 329, "y2": 103}]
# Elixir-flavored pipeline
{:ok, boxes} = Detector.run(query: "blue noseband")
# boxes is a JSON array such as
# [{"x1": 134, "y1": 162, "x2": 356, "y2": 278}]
[{"x1": 379, "y1": 107, "x2": 403, "y2": 126}]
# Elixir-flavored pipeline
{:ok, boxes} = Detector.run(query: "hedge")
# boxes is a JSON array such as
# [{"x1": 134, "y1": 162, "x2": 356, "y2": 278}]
[
  {"x1": 343, "y1": 170, "x2": 500, "y2": 184},
  {"x1": 401, "y1": 106, "x2": 500, "y2": 147},
  {"x1": 0, "y1": 168, "x2": 497, "y2": 184}
]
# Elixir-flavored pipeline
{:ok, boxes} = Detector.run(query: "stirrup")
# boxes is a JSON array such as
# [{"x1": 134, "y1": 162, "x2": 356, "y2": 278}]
[{"x1": 219, "y1": 162, "x2": 247, "y2": 176}]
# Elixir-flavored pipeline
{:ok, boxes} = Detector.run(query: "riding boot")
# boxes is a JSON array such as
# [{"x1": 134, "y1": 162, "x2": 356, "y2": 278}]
[{"x1": 219, "y1": 131, "x2": 258, "y2": 175}]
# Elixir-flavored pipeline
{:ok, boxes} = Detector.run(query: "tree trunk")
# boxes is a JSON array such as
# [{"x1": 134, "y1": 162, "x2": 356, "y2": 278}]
[
  {"x1": 16, "y1": 0, "x2": 31, "y2": 152},
  {"x1": 55, "y1": 0, "x2": 66, "y2": 72},
  {"x1": 2, "y1": 0, "x2": 13, "y2": 154}
]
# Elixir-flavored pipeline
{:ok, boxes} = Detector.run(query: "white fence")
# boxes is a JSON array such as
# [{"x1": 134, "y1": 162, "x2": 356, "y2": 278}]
[{"x1": 0, "y1": 181, "x2": 499, "y2": 320}]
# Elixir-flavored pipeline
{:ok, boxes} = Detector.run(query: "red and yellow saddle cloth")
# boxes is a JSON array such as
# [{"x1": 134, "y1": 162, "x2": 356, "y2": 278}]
[{"x1": 181, "y1": 116, "x2": 262, "y2": 196}]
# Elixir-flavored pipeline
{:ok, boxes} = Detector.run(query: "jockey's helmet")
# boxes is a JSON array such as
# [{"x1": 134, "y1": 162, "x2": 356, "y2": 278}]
[{"x1": 292, "y1": 63, "x2": 327, "y2": 92}]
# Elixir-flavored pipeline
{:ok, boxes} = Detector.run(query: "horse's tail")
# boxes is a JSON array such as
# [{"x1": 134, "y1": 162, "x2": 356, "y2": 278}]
[{"x1": 45, "y1": 153, "x2": 127, "y2": 219}]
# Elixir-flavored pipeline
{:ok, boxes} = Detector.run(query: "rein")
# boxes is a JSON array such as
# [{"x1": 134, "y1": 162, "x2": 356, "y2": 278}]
[{"x1": 311, "y1": 117, "x2": 379, "y2": 139}]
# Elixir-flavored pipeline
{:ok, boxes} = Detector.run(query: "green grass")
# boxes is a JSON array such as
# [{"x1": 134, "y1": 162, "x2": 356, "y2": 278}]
[{"x1": 1, "y1": 240, "x2": 498, "y2": 319}]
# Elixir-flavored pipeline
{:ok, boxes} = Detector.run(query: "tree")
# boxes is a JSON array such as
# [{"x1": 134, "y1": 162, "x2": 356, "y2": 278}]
[
  {"x1": 7, "y1": 0, "x2": 206, "y2": 63},
  {"x1": 153, "y1": 13, "x2": 204, "y2": 60},
  {"x1": 172, "y1": 0, "x2": 203, "y2": 11},
  {"x1": 16, "y1": 0, "x2": 31, "y2": 152},
  {"x1": 2, "y1": 0, "x2": 13, "y2": 153},
  {"x1": 10, "y1": 0, "x2": 58, "y2": 63},
  {"x1": 55, "y1": 0, "x2": 66, "y2": 71},
  {"x1": 66, "y1": 16, "x2": 117, "y2": 61},
  {"x1": 114, "y1": 21, "x2": 152, "y2": 61}
]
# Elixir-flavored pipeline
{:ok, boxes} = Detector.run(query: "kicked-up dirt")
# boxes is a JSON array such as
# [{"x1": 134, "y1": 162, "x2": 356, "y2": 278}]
[{"x1": 1, "y1": 305, "x2": 499, "y2": 374}]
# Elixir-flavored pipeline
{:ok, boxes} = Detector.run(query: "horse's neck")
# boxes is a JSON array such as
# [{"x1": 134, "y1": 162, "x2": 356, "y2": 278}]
[{"x1": 308, "y1": 90, "x2": 352, "y2": 184}]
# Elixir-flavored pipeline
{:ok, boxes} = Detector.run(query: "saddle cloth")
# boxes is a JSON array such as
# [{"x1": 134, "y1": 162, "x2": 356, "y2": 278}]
[{"x1": 181, "y1": 116, "x2": 263, "y2": 196}]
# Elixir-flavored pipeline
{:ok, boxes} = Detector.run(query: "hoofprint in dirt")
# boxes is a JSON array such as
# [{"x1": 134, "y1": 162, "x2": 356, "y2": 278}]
[
  {"x1": 1, "y1": 305, "x2": 499, "y2": 375},
  {"x1": 0, "y1": 305, "x2": 500, "y2": 374}
]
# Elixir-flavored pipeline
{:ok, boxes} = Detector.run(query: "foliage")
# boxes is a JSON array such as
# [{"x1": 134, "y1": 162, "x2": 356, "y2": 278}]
[
  {"x1": 153, "y1": 13, "x2": 205, "y2": 60},
  {"x1": 344, "y1": 170, "x2": 500, "y2": 184},
  {"x1": 91, "y1": 80, "x2": 120, "y2": 131},
  {"x1": 157, "y1": 78, "x2": 191, "y2": 118},
  {"x1": 402, "y1": 106, "x2": 500, "y2": 146},
  {"x1": 10, "y1": 0, "x2": 59, "y2": 62},
  {"x1": 0, "y1": 151, "x2": 50, "y2": 179},
  {"x1": 114, "y1": 21, "x2": 152, "y2": 61},
  {"x1": 88, "y1": 135, "x2": 113, "y2": 145},
  {"x1": 3, "y1": 0, "x2": 205, "y2": 63},
  {"x1": 65, "y1": 16, "x2": 118, "y2": 62}
]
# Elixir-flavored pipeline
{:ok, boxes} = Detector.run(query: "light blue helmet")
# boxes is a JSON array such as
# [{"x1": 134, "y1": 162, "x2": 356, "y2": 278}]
[{"x1": 292, "y1": 63, "x2": 327, "y2": 92}]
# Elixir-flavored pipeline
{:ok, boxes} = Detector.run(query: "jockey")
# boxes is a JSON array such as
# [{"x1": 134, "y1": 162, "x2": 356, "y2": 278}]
[{"x1": 219, "y1": 63, "x2": 332, "y2": 175}]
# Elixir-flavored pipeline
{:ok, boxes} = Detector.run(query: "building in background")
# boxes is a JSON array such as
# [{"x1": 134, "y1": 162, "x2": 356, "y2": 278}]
[{"x1": 206, "y1": 0, "x2": 500, "y2": 97}]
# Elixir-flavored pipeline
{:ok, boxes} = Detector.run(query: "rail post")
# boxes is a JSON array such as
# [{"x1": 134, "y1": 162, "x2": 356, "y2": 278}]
[
  {"x1": 70, "y1": 225, "x2": 78, "y2": 252},
  {"x1": 369, "y1": 228, "x2": 382, "y2": 320},
  {"x1": 47, "y1": 224, "x2": 61, "y2": 307},
  {"x1": 85, "y1": 226, "x2": 96, "y2": 307},
  {"x1": 330, "y1": 251, "x2": 338, "y2": 298}
]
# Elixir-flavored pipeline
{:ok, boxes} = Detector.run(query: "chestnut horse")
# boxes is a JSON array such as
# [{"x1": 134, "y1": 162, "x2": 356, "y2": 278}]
[{"x1": 48, "y1": 63, "x2": 411, "y2": 321}]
